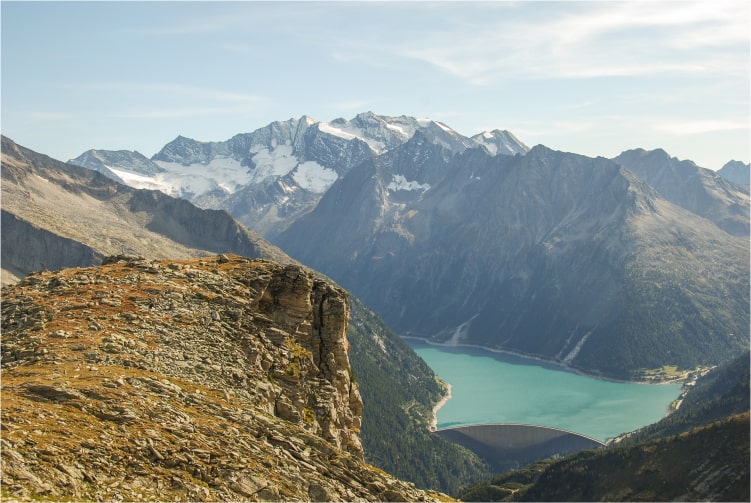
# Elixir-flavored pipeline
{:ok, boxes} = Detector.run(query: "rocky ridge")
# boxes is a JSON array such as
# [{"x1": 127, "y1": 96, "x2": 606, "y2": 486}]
[{"x1": 0, "y1": 254, "x2": 448, "y2": 502}]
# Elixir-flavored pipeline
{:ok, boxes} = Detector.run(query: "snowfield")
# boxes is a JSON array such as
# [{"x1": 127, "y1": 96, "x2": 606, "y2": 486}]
[
  {"x1": 292, "y1": 161, "x2": 338, "y2": 193},
  {"x1": 387, "y1": 174, "x2": 431, "y2": 193}
]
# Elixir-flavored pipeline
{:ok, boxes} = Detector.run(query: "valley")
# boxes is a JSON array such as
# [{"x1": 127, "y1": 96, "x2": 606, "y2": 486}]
[
  {"x1": 408, "y1": 338, "x2": 682, "y2": 441},
  {"x1": 63, "y1": 114, "x2": 750, "y2": 381}
]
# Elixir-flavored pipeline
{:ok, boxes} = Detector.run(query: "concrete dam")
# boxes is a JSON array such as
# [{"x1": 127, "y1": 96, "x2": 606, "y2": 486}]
[{"x1": 435, "y1": 423, "x2": 605, "y2": 469}]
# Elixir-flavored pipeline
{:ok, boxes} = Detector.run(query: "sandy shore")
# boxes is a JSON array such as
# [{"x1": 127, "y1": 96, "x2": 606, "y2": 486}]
[{"x1": 430, "y1": 381, "x2": 452, "y2": 431}]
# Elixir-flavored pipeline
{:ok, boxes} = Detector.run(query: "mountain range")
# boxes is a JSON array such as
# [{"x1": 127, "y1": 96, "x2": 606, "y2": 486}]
[
  {"x1": 3, "y1": 115, "x2": 750, "y2": 501},
  {"x1": 66, "y1": 113, "x2": 749, "y2": 380},
  {"x1": 70, "y1": 112, "x2": 528, "y2": 239}
]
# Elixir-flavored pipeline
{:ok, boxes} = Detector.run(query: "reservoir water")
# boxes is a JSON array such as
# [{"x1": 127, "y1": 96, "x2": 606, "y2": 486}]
[{"x1": 407, "y1": 339, "x2": 682, "y2": 441}]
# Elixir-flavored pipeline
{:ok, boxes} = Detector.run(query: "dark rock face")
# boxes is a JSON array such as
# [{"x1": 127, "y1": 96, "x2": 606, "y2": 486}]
[
  {"x1": 0, "y1": 255, "x2": 446, "y2": 501},
  {"x1": 277, "y1": 144, "x2": 749, "y2": 378},
  {"x1": 0, "y1": 210, "x2": 104, "y2": 281}
]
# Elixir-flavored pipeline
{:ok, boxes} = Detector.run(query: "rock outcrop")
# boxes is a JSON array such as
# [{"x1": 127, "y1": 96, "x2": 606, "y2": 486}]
[{"x1": 0, "y1": 254, "x2": 448, "y2": 502}]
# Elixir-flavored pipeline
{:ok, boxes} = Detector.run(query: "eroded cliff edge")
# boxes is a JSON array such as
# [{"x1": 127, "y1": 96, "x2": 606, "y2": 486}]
[{"x1": 0, "y1": 254, "x2": 447, "y2": 501}]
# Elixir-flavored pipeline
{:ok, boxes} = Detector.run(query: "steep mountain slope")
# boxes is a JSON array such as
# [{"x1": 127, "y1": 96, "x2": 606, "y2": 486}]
[
  {"x1": 718, "y1": 159, "x2": 750, "y2": 186},
  {"x1": 613, "y1": 148, "x2": 750, "y2": 236},
  {"x1": 457, "y1": 352, "x2": 751, "y2": 502},
  {"x1": 277, "y1": 143, "x2": 749, "y2": 379},
  {"x1": 1, "y1": 137, "x2": 486, "y2": 494},
  {"x1": 617, "y1": 350, "x2": 750, "y2": 445},
  {"x1": 347, "y1": 295, "x2": 491, "y2": 493},
  {"x1": 68, "y1": 112, "x2": 529, "y2": 237},
  {"x1": 1, "y1": 135, "x2": 289, "y2": 283},
  {"x1": 0, "y1": 255, "x2": 448, "y2": 501},
  {"x1": 458, "y1": 412, "x2": 749, "y2": 502}
]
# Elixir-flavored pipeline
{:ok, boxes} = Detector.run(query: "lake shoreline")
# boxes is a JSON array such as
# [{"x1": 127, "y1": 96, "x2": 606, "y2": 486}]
[
  {"x1": 430, "y1": 380, "x2": 452, "y2": 431},
  {"x1": 402, "y1": 335, "x2": 686, "y2": 386}
]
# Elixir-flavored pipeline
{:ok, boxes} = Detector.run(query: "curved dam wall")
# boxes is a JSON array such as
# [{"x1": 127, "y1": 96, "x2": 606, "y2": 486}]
[{"x1": 435, "y1": 423, "x2": 605, "y2": 469}]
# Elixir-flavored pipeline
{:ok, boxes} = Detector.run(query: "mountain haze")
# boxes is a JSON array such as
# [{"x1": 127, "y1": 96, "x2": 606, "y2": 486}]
[{"x1": 65, "y1": 113, "x2": 749, "y2": 379}]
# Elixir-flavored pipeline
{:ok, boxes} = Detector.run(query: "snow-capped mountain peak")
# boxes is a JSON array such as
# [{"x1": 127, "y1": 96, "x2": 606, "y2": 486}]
[
  {"x1": 471, "y1": 129, "x2": 529, "y2": 156},
  {"x1": 69, "y1": 112, "x2": 529, "y2": 237}
]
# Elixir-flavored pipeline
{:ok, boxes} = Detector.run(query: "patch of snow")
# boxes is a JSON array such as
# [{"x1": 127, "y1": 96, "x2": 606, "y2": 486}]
[
  {"x1": 385, "y1": 122, "x2": 409, "y2": 136},
  {"x1": 562, "y1": 332, "x2": 591, "y2": 364},
  {"x1": 480, "y1": 141, "x2": 499, "y2": 155},
  {"x1": 291, "y1": 161, "x2": 339, "y2": 193},
  {"x1": 248, "y1": 145, "x2": 299, "y2": 183},
  {"x1": 107, "y1": 166, "x2": 176, "y2": 194},
  {"x1": 434, "y1": 121, "x2": 454, "y2": 133},
  {"x1": 318, "y1": 121, "x2": 386, "y2": 152},
  {"x1": 152, "y1": 156, "x2": 254, "y2": 197},
  {"x1": 386, "y1": 174, "x2": 431, "y2": 192},
  {"x1": 318, "y1": 121, "x2": 362, "y2": 141}
]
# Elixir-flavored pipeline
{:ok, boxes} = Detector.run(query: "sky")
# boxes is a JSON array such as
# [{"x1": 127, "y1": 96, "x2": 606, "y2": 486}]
[{"x1": 1, "y1": 0, "x2": 749, "y2": 171}]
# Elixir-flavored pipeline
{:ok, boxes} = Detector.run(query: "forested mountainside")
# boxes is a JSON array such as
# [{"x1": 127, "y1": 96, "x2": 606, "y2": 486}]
[
  {"x1": 0, "y1": 256, "x2": 449, "y2": 501},
  {"x1": 278, "y1": 142, "x2": 749, "y2": 379},
  {"x1": 347, "y1": 295, "x2": 491, "y2": 492},
  {"x1": 0, "y1": 137, "x2": 486, "y2": 494},
  {"x1": 457, "y1": 352, "x2": 750, "y2": 502},
  {"x1": 617, "y1": 351, "x2": 750, "y2": 446}
]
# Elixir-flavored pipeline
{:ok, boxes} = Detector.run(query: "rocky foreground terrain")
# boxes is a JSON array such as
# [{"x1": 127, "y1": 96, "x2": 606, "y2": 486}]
[{"x1": 0, "y1": 254, "x2": 449, "y2": 501}]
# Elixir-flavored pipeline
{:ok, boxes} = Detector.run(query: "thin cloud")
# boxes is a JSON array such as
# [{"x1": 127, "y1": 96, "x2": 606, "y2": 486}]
[
  {"x1": 388, "y1": 0, "x2": 749, "y2": 84},
  {"x1": 82, "y1": 82, "x2": 263, "y2": 104},
  {"x1": 28, "y1": 111, "x2": 74, "y2": 121},
  {"x1": 653, "y1": 119, "x2": 750, "y2": 136}
]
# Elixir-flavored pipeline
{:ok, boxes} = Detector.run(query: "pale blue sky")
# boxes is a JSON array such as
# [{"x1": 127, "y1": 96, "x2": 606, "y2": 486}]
[{"x1": 2, "y1": 1, "x2": 749, "y2": 170}]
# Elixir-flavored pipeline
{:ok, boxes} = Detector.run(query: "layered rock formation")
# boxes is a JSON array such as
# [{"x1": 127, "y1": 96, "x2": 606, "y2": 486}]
[{"x1": 0, "y1": 254, "x2": 447, "y2": 501}]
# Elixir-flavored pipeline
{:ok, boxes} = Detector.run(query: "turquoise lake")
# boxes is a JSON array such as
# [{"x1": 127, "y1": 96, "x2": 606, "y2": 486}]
[{"x1": 406, "y1": 339, "x2": 682, "y2": 441}]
